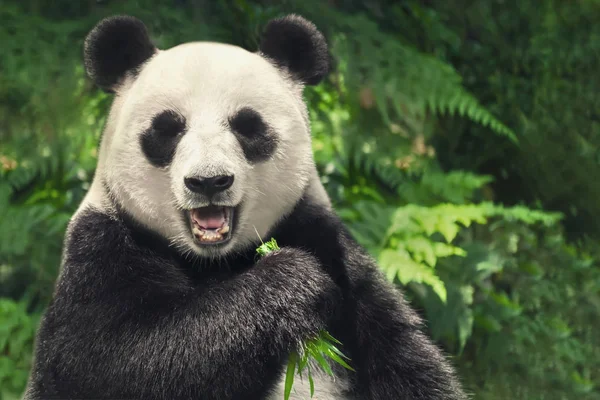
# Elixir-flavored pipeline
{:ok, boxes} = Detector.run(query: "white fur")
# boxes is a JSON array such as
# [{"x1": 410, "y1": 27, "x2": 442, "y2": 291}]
[
  {"x1": 82, "y1": 42, "x2": 321, "y2": 258},
  {"x1": 269, "y1": 367, "x2": 350, "y2": 400}
]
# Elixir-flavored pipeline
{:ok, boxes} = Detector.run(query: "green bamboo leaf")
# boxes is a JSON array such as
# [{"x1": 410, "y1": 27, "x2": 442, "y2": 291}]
[
  {"x1": 320, "y1": 330, "x2": 342, "y2": 345},
  {"x1": 297, "y1": 350, "x2": 309, "y2": 374},
  {"x1": 308, "y1": 367, "x2": 315, "y2": 397},
  {"x1": 310, "y1": 349, "x2": 334, "y2": 376},
  {"x1": 284, "y1": 352, "x2": 297, "y2": 400},
  {"x1": 324, "y1": 348, "x2": 355, "y2": 371},
  {"x1": 323, "y1": 342, "x2": 349, "y2": 359},
  {"x1": 256, "y1": 238, "x2": 280, "y2": 257}
]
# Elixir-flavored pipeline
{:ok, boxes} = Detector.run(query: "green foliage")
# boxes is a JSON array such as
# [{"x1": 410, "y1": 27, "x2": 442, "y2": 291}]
[
  {"x1": 419, "y1": 0, "x2": 600, "y2": 237},
  {"x1": 0, "y1": 299, "x2": 39, "y2": 400},
  {"x1": 1, "y1": 1, "x2": 598, "y2": 399},
  {"x1": 430, "y1": 224, "x2": 600, "y2": 399},
  {"x1": 283, "y1": 331, "x2": 354, "y2": 400},
  {"x1": 255, "y1": 237, "x2": 281, "y2": 258},
  {"x1": 287, "y1": 2, "x2": 515, "y2": 143}
]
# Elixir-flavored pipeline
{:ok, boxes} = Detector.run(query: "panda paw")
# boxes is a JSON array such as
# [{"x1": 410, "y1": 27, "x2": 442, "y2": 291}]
[{"x1": 256, "y1": 247, "x2": 342, "y2": 340}]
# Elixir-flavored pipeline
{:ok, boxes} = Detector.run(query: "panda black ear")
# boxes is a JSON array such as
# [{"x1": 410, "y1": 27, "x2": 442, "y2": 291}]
[
  {"x1": 84, "y1": 16, "x2": 157, "y2": 92},
  {"x1": 259, "y1": 15, "x2": 329, "y2": 86}
]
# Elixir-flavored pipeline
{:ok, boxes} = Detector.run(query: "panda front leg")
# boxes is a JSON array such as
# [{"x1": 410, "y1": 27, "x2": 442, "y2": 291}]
[
  {"x1": 26, "y1": 244, "x2": 340, "y2": 400},
  {"x1": 345, "y1": 265, "x2": 467, "y2": 400}
]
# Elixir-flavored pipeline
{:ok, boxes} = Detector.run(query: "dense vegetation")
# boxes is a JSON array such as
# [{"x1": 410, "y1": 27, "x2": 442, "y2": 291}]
[{"x1": 1, "y1": 1, "x2": 599, "y2": 399}]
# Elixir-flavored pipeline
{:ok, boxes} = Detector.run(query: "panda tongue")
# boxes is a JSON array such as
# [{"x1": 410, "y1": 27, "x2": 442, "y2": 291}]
[{"x1": 192, "y1": 207, "x2": 225, "y2": 229}]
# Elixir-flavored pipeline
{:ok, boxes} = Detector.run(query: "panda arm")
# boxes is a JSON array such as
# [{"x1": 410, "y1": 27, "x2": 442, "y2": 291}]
[
  {"x1": 276, "y1": 201, "x2": 466, "y2": 399},
  {"x1": 345, "y1": 255, "x2": 467, "y2": 399},
  {"x1": 27, "y1": 210, "x2": 340, "y2": 400}
]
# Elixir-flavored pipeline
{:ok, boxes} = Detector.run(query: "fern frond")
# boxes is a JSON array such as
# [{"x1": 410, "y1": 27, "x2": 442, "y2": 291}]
[{"x1": 293, "y1": 6, "x2": 516, "y2": 141}]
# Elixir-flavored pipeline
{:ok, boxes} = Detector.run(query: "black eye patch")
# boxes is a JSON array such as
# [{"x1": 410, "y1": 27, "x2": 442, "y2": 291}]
[
  {"x1": 229, "y1": 107, "x2": 278, "y2": 163},
  {"x1": 140, "y1": 110, "x2": 187, "y2": 168}
]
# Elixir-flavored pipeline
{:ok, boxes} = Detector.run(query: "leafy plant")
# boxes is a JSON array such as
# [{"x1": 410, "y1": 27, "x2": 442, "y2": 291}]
[
  {"x1": 1, "y1": 1, "x2": 599, "y2": 399},
  {"x1": 284, "y1": 331, "x2": 354, "y2": 400},
  {"x1": 0, "y1": 299, "x2": 39, "y2": 400}
]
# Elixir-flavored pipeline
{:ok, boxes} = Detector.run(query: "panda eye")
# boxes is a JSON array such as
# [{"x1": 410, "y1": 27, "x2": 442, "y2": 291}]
[
  {"x1": 229, "y1": 107, "x2": 267, "y2": 137},
  {"x1": 141, "y1": 110, "x2": 187, "y2": 168},
  {"x1": 151, "y1": 110, "x2": 186, "y2": 137},
  {"x1": 229, "y1": 107, "x2": 278, "y2": 163}
]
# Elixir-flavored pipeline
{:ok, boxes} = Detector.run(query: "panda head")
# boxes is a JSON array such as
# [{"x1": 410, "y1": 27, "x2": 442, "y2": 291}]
[{"x1": 84, "y1": 15, "x2": 329, "y2": 258}]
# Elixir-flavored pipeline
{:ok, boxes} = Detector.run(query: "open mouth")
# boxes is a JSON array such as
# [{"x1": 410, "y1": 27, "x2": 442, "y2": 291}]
[{"x1": 188, "y1": 206, "x2": 234, "y2": 245}]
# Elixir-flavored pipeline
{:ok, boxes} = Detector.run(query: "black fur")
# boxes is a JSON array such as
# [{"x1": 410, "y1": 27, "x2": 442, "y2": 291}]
[
  {"x1": 26, "y1": 195, "x2": 466, "y2": 399},
  {"x1": 272, "y1": 199, "x2": 467, "y2": 399},
  {"x1": 141, "y1": 110, "x2": 187, "y2": 168},
  {"x1": 25, "y1": 205, "x2": 340, "y2": 400},
  {"x1": 229, "y1": 107, "x2": 278, "y2": 163},
  {"x1": 259, "y1": 15, "x2": 329, "y2": 85},
  {"x1": 84, "y1": 16, "x2": 156, "y2": 91},
  {"x1": 27, "y1": 14, "x2": 464, "y2": 399}
]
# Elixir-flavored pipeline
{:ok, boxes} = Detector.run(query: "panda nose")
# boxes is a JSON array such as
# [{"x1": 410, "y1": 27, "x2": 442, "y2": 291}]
[{"x1": 184, "y1": 175, "x2": 234, "y2": 196}]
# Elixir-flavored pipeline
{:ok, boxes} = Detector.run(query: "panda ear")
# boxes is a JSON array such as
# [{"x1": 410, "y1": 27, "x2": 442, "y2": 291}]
[
  {"x1": 84, "y1": 16, "x2": 157, "y2": 92},
  {"x1": 259, "y1": 15, "x2": 329, "y2": 86}
]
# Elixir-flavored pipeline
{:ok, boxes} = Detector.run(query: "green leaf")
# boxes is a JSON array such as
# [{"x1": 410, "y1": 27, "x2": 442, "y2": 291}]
[
  {"x1": 324, "y1": 348, "x2": 355, "y2": 371},
  {"x1": 310, "y1": 349, "x2": 334, "y2": 376},
  {"x1": 297, "y1": 350, "x2": 309, "y2": 374},
  {"x1": 308, "y1": 367, "x2": 315, "y2": 397},
  {"x1": 432, "y1": 242, "x2": 466, "y2": 258},
  {"x1": 256, "y1": 238, "x2": 280, "y2": 257},
  {"x1": 457, "y1": 310, "x2": 474, "y2": 354},
  {"x1": 320, "y1": 330, "x2": 342, "y2": 346},
  {"x1": 323, "y1": 342, "x2": 348, "y2": 360},
  {"x1": 284, "y1": 352, "x2": 297, "y2": 400},
  {"x1": 284, "y1": 331, "x2": 353, "y2": 398},
  {"x1": 436, "y1": 218, "x2": 460, "y2": 243},
  {"x1": 379, "y1": 249, "x2": 447, "y2": 302},
  {"x1": 405, "y1": 237, "x2": 438, "y2": 267}
]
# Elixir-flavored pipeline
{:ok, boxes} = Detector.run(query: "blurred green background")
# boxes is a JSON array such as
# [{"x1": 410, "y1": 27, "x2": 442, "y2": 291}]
[{"x1": 1, "y1": 0, "x2": 599, "y2": 399}]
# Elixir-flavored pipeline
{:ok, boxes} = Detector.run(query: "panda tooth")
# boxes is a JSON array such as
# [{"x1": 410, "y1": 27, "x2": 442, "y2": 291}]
[
  {"x1": 218, "y1": 225, "x2": 230, "y2": 234},
  {"x1": 205, "y1": 233, "x2": 222, "y2": 242},
  {"x1": 201, "y1": 231, "x2": 222, "y2": 242}
]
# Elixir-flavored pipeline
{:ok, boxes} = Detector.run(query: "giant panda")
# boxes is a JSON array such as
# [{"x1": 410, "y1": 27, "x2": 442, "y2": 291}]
[{"x1": 24, "y1": 14, "x2": 466, "y2": 400}]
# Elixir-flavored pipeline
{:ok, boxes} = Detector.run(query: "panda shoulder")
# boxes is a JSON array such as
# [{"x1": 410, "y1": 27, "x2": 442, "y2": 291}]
[{"x1": 60, "y1": 207, "x2": 128, "y2": 274}]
